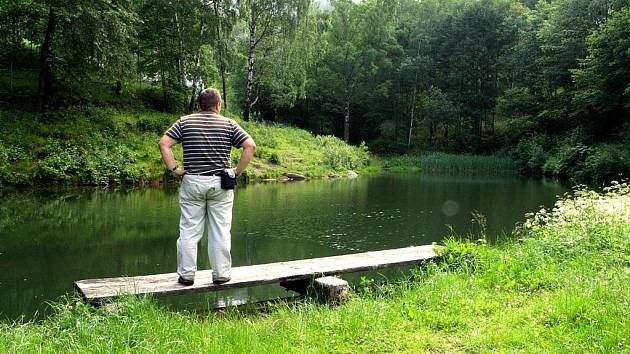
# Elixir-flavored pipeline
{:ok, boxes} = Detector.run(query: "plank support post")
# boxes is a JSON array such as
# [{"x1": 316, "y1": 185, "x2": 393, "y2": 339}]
[
  {"x1": 280, "y1": 276, "x2": 349, "y2": 304},
  {"x1": 312, "y1": 276, "x2": 349, "y2": 304}
]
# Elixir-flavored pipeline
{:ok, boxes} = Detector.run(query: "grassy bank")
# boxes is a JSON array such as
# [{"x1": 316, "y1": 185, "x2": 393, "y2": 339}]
[
  {"x1": 0, "y1": 107, "x2": 369, "y2": 187},
  {"x1": 379, "y1": 152, "x2": 518, "y2": 175},
  {"x1": 1, "y1": 183, "x2": 628, "y2": 352}
]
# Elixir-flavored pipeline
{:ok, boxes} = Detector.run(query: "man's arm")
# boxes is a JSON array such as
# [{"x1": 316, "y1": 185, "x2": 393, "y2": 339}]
[
  {"x1": 159, "y1": 135, "x2": 185, "y2": 177},
  {"x1": 234, "y1": 137, "x2": 256, "y2": 176}
]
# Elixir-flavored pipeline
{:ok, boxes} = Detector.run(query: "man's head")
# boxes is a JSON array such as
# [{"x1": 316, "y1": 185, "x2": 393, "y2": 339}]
[{"x1": 199, "y1": 88, "x2": 222, "y2": 112}]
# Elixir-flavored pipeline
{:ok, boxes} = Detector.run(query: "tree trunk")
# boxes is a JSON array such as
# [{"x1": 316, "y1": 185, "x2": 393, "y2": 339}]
[
  {"x1": 213, "y1": 0, "x2": 228, "y2": 109},
  {"x1": 136, "y1": 52, "x2": 141, "y2": 82},
  {"x1": 188, "y1": 23, "x2": 205, "y2": 112},
  {"x1": 38, "y1": 7, "x2": 56, "y2": 110},
  {"x1": 10, "y1": 14, "x2": 16, "y2": 92},
  {"x1": 343, "y1": 91, "x2": 350, "y2": 143},
  {"x1": 174, "y1": 12, "x2": 187, "y2": 89},
  {"x1": 407, "y1": 47, "x2": 421, "y2": 151},
  {"x1": 244, "y1": 18, "x2": 256, "y2": 121},
  {"x1": 188, "y1": 73, "x2": 198, "y2": 112},
  {"x1": 161, "y1": 71, "x2": 168, "y2": 111},
  {"x1": 188, "y1": 50, "x2": 200, "y2": 111},
  {"x1": 407, "y1": 86, "x2": 417, "y2": 150}
]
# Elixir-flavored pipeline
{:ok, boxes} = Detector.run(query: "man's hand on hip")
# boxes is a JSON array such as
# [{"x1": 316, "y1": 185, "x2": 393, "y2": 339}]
[{"x1": 171, "y1": 168, "x2": 186, "y2": 178}]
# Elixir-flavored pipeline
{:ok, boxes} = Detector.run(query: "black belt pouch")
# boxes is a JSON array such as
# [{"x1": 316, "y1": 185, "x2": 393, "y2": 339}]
[{"x1": 220, "y1": 170, "x2": 237, "y2": 189}]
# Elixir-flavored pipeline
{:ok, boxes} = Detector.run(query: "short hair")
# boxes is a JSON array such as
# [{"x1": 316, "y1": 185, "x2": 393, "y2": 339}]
[{"x1": 199, "y1": 88, "x2": 222, "y2": 110}]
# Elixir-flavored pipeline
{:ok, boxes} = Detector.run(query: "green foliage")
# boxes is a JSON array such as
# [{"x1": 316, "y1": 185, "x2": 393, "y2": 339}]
[
  {"x1": 542, "y1": 140, "x2": 590, "y2": 177},
  {"x1": 497, "y1": 87, "x2": 537, "y2": 117},
  {"x1": 0, "y1": 142, "x2": 7, "y2": 186},
  {"x1": 318, "y1": 136, "x2": 369, "y2": 170},
  {"x1": 268, "y1": 152, "x2": 282, "y2": 165},
  {"x1": 580, "y1": 143, "x2": 630, "y2": 183},
  {"x1": 135, "y1": 111, "x2": 179, "y2": 134},
  {"x1": 572, "y1": 6, "x2": 630, "y2": 123},
  {"x1": 134, "y1": 85, "x2": 189, "y2": 113},
  {"x1": 521, "y1": 182, "x2": 630, "y2": 264},
  {"x1": 512, "y1": 130, "x2": 630, "y2": 182},
  {"x1": 34, "y1": 141, "x2": 142, "y2": 185},
  {"x1": 513, "y1": 135, "x2": 549, "y2": 174},
  {"x1": 438, "y1": 238, "x2": 483, "y2": 273}
]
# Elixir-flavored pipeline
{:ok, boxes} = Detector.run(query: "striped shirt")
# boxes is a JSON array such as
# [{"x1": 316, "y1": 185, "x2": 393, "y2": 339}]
[{"x1": 165, "y1": 112, "x2": 250, "y2": 175}]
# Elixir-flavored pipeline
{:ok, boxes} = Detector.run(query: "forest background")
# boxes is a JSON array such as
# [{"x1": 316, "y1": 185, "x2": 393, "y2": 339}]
[{"x1": 1, "y1": 0, "x2": 629, "y2": 185}]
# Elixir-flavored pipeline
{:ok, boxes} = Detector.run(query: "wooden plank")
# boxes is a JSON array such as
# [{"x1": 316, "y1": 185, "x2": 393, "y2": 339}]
[{"x1": 74, "y1": 245, "x2": 439, "y2": 303}]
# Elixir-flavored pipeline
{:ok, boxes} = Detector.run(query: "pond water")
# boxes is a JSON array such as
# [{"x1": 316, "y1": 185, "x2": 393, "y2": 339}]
[{"x1": 0, "y1": 173, "x2": 567, "y2": 320}]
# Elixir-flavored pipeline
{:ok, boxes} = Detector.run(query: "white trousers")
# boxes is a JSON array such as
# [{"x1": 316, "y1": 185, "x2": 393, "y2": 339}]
[{"x1": 177, "y1": 174, "x2": 234, "y2": 281}]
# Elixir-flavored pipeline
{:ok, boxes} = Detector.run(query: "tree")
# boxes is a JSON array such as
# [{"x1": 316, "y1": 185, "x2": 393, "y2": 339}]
[
  {"x1": 238, "y1": 0, "x2": 308, "y2": 121},
  {"x1": 430, "y1": 0, "x2": 509, "y2": 149},
  {"x1": 572, "y1": 7, "x2": 630, "y2": 137},
  {"x1": 0, "y1": 0, "x2": 43, "y2": 95},
  {"x1": 536, "y1": 0, "x2": 628, "y2": 94},
  {"x1": 137, "y1": 0, "x2": 206, "y2": 111},
  {"x1": 321, "y1": 0, "x2": 361, "y2": 142},
  {"x1": 240, "y1": 0, "x2": 316, "y2": 122},
  {"x1": 395, "y1": 0, "x2": 449, "y2": 149},
  {"x1": 423, "y1": 86, "x2": 458, "y2": 146},
  {"x1": 34, "y1": 0, "x2": 137, "y2": 110}
]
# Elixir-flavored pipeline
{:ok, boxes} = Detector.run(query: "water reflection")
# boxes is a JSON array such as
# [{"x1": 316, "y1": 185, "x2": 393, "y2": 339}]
[{"x1": 0, "y1": 173, "x2": 567, "y2": 320}]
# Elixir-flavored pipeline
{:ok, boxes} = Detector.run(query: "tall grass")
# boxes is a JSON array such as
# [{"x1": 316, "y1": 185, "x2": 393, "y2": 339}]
[
  {"x1": 1, "y1": 183, "x2": 628, "y2": 352},
  {"x1": 382, "y1": 152, "x2": 518, "y2": 175}
]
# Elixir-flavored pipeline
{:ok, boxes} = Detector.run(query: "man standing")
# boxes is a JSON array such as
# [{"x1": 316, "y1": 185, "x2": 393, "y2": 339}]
[{"x1": 159, "y1": 88, "x2": 256, "y2": 286}]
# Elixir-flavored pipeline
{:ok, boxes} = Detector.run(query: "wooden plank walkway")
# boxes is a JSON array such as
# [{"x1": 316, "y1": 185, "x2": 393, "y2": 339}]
[{"x1": 74, "y1": 245, "x2": 439, "y2": 303}]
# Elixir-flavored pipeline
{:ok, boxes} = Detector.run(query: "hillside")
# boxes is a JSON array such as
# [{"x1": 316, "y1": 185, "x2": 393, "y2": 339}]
[{"x1": 0, "y1": 107, "x2": 370, "y2": 187}]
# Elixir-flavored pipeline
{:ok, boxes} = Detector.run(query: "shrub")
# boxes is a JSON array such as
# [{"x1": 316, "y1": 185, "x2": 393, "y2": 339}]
[
  {"x1": 543, "y1": 142, "x2": 590, "y2": 177},
  {"x1": 521, "y1": 182, "x2": 630, "y2": 261},
  {"x1": 0, "y1": 143, "x2": 7, "y2": 167},
  {"x1": 513, "y1": 135, "x2": 549, "y2": 174},
  {"x1": 82, "y1": 146, "x2": 140, "y2": 185},
  {"x1": 539, "y1": 138, "x2": 628, "y2": 183},
  {"x1": 268, "y1": 152, "x2": 282, "y2": 165},
  {"x1": 35, "y1": 140, "x2": 85, "y2": 183},
  {"x1": 136, "y1": 112, "x2": 176, "y2": 134},
  {"x1": 580, "y1": 143, "x2": 630, "y2": 183},
  {"x1": 438, "y1": 238, "x2": 482, "y2": 273},
  {"x1": 34, "y1": 139, "x2": 141, "y2": 185},
  {"x1": 0, "y1": 142, "x2": 7, "y2": 185},
  {"x1": 368, "y1": 138, "x2": 408, "y2": 154},
  {"x1": 317, "y1": 136, "x2": 369, "y2": 170},
  {"x1": 135, "y1": 86, "x2": 187, "y2": 113}
]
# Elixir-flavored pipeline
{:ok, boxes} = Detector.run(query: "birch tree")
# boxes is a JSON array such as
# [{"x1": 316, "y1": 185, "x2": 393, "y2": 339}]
[{"x1": 238, "y1": 0, "x2": 307, "y2": 121}]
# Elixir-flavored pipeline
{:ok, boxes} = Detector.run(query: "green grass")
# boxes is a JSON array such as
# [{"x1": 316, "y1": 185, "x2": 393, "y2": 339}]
[
  {"x1": 229, "y1": 117, "x2": 370, "y2": 180},
  {"x1": 1, "y1": 183, "x2": 628, "y2": 353},
  {"x1": 0, "y1": 107, "x2": 370, "y2": 186},
  {"x1": 380, "y1": 152, "x2": 518, "y2": 175}
]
